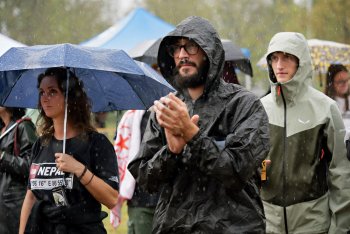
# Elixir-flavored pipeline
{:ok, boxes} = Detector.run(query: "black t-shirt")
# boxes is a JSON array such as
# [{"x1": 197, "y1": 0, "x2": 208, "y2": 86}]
[{"x1": 28, "y1": 131, "x2": 119, "y2": 219}]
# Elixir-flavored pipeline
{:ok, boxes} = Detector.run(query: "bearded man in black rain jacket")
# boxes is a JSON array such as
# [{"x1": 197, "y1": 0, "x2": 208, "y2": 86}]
[{"x1": 128, "y1": 16, "x2": 270, "y2": 234}]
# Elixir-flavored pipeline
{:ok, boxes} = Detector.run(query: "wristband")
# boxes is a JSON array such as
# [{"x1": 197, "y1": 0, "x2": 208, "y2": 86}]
[
  {"x1": 84, "y1": 173, "x2": 95, "y2": 186},
  {"x1": 78, "y1": 165, "x2": 87, "y2": 181}
]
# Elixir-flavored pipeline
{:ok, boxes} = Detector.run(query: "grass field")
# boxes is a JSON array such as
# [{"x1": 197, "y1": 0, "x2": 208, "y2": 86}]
[
  {"x1": 102, "y1": 204, "x2": 128, "y2": 234},
  {"x1": 97, "y1": 111, "x2": 129, "y2": 234}
]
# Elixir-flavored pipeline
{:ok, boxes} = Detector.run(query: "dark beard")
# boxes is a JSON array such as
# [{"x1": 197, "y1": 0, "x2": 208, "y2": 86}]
[{"x1": 173, "y1": 60, "x2": 208, "y2": 89}]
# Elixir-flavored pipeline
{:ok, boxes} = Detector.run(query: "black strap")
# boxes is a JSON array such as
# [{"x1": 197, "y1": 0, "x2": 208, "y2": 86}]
[{"x1": 13, "y1": 117, "x2": 32, "y2": 156}]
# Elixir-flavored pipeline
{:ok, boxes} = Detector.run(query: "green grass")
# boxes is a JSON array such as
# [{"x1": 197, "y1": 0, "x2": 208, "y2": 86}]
[{"x1": 103, "y1": 204, "x2": 128, "y2": 234}]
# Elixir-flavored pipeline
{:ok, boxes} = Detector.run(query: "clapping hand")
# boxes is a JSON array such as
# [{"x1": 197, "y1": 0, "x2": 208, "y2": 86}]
[{"x1": 153, "y1": 93, "x2": 199, "y2": 154}]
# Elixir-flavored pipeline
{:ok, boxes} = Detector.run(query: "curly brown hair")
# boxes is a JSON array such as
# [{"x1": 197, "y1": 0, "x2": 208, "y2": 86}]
[{"x1": 36, "y1": 67, "x2": 96, "y2": 143}]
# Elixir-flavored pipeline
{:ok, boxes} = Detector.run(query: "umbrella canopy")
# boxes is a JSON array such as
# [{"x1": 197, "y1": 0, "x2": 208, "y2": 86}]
[
  {"x1": 0, "y1": 43, "x2": 174, "y2": 112},
  {"x1": 129, "y1": 38, "x2": 161, "y2": 65},
  {"x1": 308, "y1": 39, "x2": 350, "y2": 73},
  {"x1": 222, "y1": 39, "x2": 253, "y2": 77},
  {"x1": 257, "y1": 39, "x2": 350, "y2": 74},
  {"x1": 129, "y1": 38, "x2": 253, "y2": 76},
  {"x1": 134, "y1": 60, "x2": 165, "y2": 84}
]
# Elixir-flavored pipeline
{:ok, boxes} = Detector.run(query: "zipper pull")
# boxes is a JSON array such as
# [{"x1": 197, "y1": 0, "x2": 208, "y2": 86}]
[{"x1": 277, "y1": 85, "x2": 281, "y2": 96}]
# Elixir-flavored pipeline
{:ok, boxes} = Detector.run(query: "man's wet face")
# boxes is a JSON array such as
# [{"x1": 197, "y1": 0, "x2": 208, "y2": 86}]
[{"x1": 169, "y1": 38, "x2": 208, "y2": 88}]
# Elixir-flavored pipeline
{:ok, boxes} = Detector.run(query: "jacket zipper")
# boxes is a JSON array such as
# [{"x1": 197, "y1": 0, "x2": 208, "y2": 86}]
[{"x1": 278, "y1": 84, "x2": 289, "y2": 234}]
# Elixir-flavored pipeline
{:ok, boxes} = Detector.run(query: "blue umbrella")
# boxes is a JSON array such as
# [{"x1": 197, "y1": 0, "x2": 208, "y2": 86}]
[
  {"x1": 0, "y1": 43, "x2": 174, "y2": 155},
  {"x1": 0, "y1": 43, "x2": 174, "y2": 112}
]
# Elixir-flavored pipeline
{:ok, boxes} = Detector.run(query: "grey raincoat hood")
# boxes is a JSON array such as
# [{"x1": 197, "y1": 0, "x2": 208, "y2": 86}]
[
  {"x1": 266, "y1": 32, "x2": 313, "y2": 106},
  {"x1": 129, "y1": 16, "x2": 270, "y2": 234}
]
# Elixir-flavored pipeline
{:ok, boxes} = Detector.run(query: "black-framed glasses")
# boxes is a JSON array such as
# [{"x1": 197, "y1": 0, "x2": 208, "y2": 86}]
[{"x1": 167, "y1": 41, "x2": 199, "y2": 57}]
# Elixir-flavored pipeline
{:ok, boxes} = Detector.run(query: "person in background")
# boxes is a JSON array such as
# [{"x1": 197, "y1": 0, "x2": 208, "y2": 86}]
[
  {"x1": 325, "y1": 64, "x2": 350, "y2": 114},
  {"x1": 0, "y1": 106, "x2": 37, "y2": 234},
  {"x1": 325, "y1": 64, "x2": 350, "y2": 132},
  {"x1": 261, "y1": 32, "x2": 350, "y2": 233},
  {"x1": 111, "y1": 110, "x2": 158, "y2": 234},
  {"x1": 222, "y1": 61, "x2": 240, "y2": 85},
  {"x1": 94, "y1": 112, "x2": 108, "y2": 128},
  {"x1": 19, "y1": 67, "x2": 119, "y2": 234},
  {"x1": 128, "y1": 16, "x2": 270, "y2": 233}
]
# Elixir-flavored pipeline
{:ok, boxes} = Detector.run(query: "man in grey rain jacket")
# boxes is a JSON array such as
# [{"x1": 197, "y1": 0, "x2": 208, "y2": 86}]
[
  {"x1": 261, "y1": 32, "x2": 350, "y2": 234},
  {"x1": 128, "y1": 16, "x2": 270, "y2": 234}
]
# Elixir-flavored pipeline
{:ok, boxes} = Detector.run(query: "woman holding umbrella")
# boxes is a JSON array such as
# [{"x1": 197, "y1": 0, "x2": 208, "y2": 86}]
[
  {"x1": 0, "y1": 107, "x2": 37, "y2": 234},
  {"x1": 19, "y1": 67, "x2": 119, "y2": 234}
]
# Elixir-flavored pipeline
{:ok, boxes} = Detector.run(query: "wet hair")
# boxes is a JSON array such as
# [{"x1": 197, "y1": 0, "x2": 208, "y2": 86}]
[
  {"x1": 267, "y1": 52, "x2": 299, "y2": 83},
  {"x1": 267, "y1": 52, "x2": 299, "y2": 66},
  {"x1": 37, "y1": 67, "x2": 95, "y2": 143},
  {"x1": 9, "y1": 107, "x2": 26, "y2": 120},
  {"x1": 0, "y1": 107, "x2": 26, "y2": 129},
  {"x1": 325, "y1": 64, "x2": 349, "y2": 99}
]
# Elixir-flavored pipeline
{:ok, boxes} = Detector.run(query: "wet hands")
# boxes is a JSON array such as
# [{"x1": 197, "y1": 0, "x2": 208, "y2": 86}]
[
  {"x1": 55, "y1": 153, "x2": 84, "y2": 175},
  {"x1": 154, "y1": 93, "x2": 199, "y2": 140},
  {"x1": 154, "y1": 93, "x2": 199, "y2": 154}
]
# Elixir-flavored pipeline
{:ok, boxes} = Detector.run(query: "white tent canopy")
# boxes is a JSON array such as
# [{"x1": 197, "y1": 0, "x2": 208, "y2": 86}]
[{"x1": 0, "y1": 33, "x2": 25, "y2": 56}]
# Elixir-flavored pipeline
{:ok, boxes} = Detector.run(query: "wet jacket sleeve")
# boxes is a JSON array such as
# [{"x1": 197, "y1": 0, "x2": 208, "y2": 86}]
[
  {"x1": 184, "y1": 96, "x2": 270, "y2": 192},
  {"x1": 129, "y1": 95, "x2": 270, "y2": 193},
  {"x1": 0, "y1": 121, "x2": 37, "y2": 180},
  {"x1": 128, "y1": 111, "x2": 180, "y2": 193},
  {"x1": 327, "y1": 103, "x2": 350, "y2": 233}
]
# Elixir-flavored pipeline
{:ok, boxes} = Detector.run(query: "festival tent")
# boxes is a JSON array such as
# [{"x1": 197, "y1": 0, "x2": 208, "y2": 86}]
[
  {"x1": 81, "y1": 7, "x2": 252, "y2": 61},
  {"x1": 80, "y1": 8, "x2": 175, "y2": 52},
  {"x1": 0, "y1": 33, "x2": 25, "y2": 56},
  {"x1": 81, "y1": 7, "x2": 254, "y2": 89}
]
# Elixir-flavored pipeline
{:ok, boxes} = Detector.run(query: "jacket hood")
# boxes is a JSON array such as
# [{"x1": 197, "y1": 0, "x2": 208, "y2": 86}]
[
  {"x1": 266, "y1": 32, "x2": 313, "y2": 105},
  {"x1": 157, "y1": 16, "x2": 225, "y2": 94}
]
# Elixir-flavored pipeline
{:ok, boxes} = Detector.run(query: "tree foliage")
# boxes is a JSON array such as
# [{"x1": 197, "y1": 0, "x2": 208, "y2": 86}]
[
  {"x1": 143, "y1": 0, "x2": 348, "y2": 85},
  {"x1": 0, "y1": 0, "x2": 110, "y2": 45},
  {"x1": 310, "y1": 0, "x2": 350, "y2": 44},
  {"x1": 0, "y1": 0, "x2": 348, "y2": 87}
]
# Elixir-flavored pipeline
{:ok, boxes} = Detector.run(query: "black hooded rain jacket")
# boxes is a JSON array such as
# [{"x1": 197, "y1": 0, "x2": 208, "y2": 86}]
[
  {"x1": 0, "y1": 119, "x2": 37, "y2": 234},
  {"x1": 128, "y1": 16, "x2": 270, "y2": 234}
]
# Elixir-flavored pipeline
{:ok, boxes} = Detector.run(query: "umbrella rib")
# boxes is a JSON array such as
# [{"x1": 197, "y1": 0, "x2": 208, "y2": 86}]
[{"x1": 1, "y1": 72, "x2": 25, "y2": 106}]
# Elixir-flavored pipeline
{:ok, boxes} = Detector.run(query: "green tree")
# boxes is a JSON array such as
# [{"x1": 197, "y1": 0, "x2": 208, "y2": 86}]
[
  {"x1": 0, "y1": 0, "x2": 110, "y2": 45},
  {"x1": 310, "y1": 0, "x2": 350, "y2": 44},
  {"x1": 144, "y1": 0, "x2": 307, "y2": 86}
]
